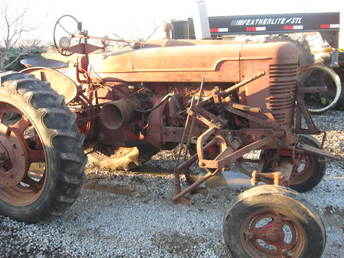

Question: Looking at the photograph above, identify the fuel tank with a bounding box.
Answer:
[88,41,298,83]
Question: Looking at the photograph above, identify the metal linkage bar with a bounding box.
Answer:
[173,80,204,195]
[296,142,344,161]
[173,137,273,201]
[172,168,220,202]
[216,137,273,169]
[189,105,226,128]
[224,106,281,129]
[295,94,321,134]
[218,72,266,98]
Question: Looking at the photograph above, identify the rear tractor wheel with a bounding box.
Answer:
[223,185,326,258]
[0,72,86,223]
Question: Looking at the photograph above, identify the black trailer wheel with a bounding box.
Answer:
[223,185,326,258]
[261,135,326,192]
[0,72,86,223]
[301,65,343,114]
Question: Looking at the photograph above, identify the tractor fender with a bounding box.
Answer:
[21,67,78,104]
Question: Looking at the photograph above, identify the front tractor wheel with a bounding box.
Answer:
[261,135,326,192]
[223,185,326,258]
[0,72,86,223]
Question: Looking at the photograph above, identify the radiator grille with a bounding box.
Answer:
[268,63,298,126]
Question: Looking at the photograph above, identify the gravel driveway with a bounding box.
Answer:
[1,111,344,257]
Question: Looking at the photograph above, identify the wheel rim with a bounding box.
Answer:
[0,103,46,206]
[303,66,341,113]
[262,150,315,187]
[240,210,306,257]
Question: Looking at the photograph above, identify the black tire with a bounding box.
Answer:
[333,66,344,109]
[223,185,326,258]
[0,72,86,223]
[261,135,326,192]
[301,65,343,114]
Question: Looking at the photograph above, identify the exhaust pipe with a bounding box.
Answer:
[100,99,136,130]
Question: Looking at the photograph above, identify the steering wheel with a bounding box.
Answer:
[53,15,83,56]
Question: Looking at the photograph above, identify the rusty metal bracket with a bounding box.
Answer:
[173,80,204,195]
[216,137,273,169]
[251,171,285,186]
[232,103,262,113]
[296,142,344,161]
[321,131,327,149]
[172,137,274,202]
[224,105,281,130]
[196,127,227,168]
[295,87,321,135]
[173,96,196,193]
[189,105,226,128]
[172,169,221,202]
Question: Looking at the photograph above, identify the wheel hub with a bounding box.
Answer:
[246,222,285,243]
[0,134,27,187]
[289,154,311,184]
[242,212,302,257]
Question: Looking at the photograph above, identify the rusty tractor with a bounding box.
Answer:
[1,14,342,257]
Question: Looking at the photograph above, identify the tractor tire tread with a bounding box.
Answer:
[0,72,86,223]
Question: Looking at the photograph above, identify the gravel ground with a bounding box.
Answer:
[1,111,344,257]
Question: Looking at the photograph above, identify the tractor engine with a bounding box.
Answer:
[76,41,299,160]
